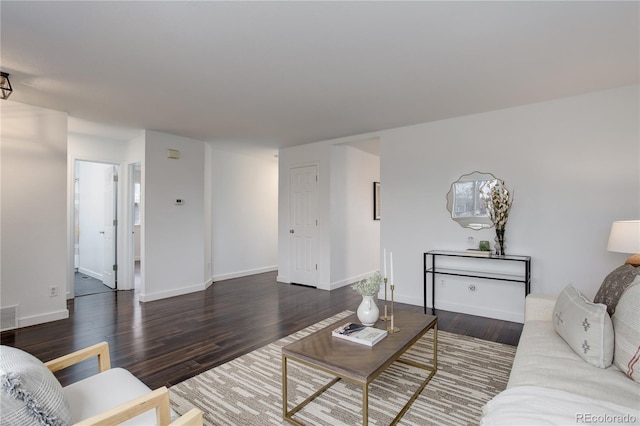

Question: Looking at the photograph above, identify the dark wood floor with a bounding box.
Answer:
[1,271,523,390]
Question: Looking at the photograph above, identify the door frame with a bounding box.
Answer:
[68,157,130,297]
[127,162,142,294]
[101,163,118,289]
[288,163,319,287]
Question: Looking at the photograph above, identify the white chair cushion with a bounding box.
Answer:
[63,367,159,425]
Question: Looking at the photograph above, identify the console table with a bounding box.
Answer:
[423,250,531,314]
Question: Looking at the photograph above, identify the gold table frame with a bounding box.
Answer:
[282,317,437,426]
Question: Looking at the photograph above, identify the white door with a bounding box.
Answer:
[289,165,318,286]
[102,165,117,289]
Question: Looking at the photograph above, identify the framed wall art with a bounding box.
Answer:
[373,182,381,220]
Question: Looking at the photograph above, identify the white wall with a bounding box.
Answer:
[278,140,381,290]
[69,128,278,296]
[382,85,639,321]
[2,104,280,327]
[68,133,135,292]
[330,144,380,288]
[1,101,69,328]
[208,144,278,281]
[279,85,639,322]
[142,130,207,301]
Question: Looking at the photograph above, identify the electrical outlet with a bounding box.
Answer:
[49,286,58,297]
[440,279,446,288]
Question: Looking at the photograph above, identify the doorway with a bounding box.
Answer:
[129,162,142,293]
[73,160,118,297]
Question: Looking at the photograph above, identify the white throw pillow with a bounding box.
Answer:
[0,345,72,426]
[553,284,614,368]
[612,279,640,383]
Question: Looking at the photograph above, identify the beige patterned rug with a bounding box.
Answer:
[169,311,516,425]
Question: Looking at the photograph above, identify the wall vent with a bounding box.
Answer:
[1,305,18,331]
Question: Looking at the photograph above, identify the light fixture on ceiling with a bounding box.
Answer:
[607,220,640,266]
[1,72,13,100]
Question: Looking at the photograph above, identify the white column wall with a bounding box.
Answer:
[141,130,206,301]
[1,101,69,328]
[330,144,380,288]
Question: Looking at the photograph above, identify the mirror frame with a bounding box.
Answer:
[446,171,497,230]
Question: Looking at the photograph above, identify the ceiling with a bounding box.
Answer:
[1,1,638,153]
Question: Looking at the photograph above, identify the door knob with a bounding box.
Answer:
[99,231,105,235]
[290,229,295,233]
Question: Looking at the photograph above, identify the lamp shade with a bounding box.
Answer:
[607,220,640,253]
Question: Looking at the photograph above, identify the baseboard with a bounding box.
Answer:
[329,270,378,291]
[77,267,102,281]
[139,282,208,302]
[435,300,524,323]
[140,267,276,301]
[376,288,524,323]
[204,277,213,289]
[19,309,69,328]
[276,274,290,284]
[213,266,277,282]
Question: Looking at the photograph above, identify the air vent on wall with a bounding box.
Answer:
[1,305,18,331]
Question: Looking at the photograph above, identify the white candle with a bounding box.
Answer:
[390,252,394,284]
[383,248,387,278]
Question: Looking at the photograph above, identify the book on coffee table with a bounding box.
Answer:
[331,322,388,346]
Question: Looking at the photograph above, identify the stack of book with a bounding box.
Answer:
[466,249,493,257]
[331,322,388,346]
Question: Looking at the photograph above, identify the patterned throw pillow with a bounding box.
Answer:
[593,264,640,316]
[612,279,640,383]
[0,345,72,426]
[553,284,614,368]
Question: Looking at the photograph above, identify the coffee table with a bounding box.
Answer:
[282,311,438,425]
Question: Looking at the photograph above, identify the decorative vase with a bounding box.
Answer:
[356,295,379,326]
[495,227,506,256]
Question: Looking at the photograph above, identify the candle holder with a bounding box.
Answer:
[380,277,390,321]
[387,284,400,333]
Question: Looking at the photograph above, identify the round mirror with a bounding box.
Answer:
[446,171,497,230]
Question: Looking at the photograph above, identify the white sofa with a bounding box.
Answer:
[481,294,640,425]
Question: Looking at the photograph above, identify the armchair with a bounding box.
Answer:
[1,342,202,425]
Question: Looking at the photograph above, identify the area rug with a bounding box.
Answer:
[169,311,516,425]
